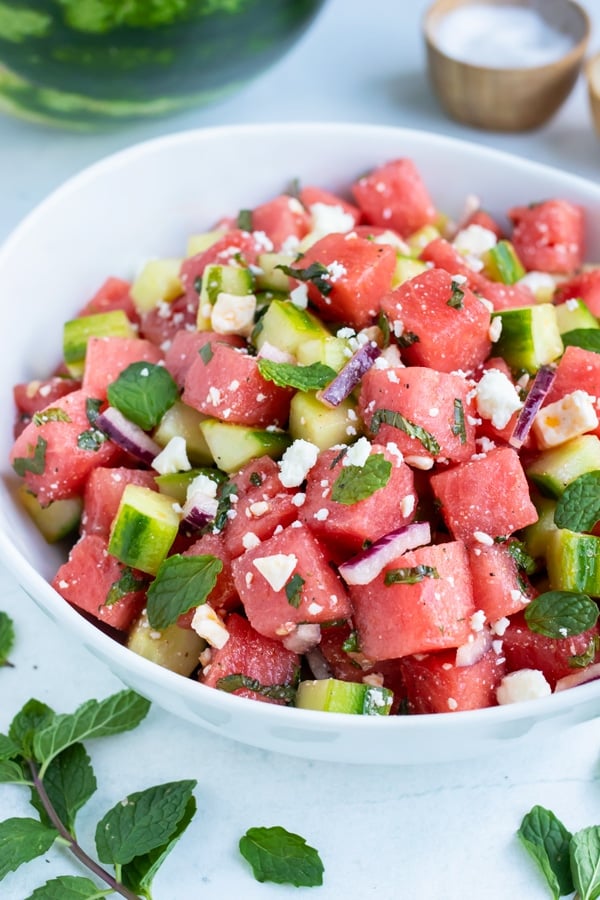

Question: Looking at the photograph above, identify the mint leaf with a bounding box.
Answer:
[285,574,305,608]
[213,481,238,532]
[0,611,15,666]
[12,436,47,477]
[370,408,440,455]
[106,362,179,431]
[216,674,297,703]
[239,825,324,887]
[571,826,600,900]
[0,733,20,760]
[276,261,333,296]
[331,453,392,504]
[384,565,439,585]
[146,553,223,630]
[451,398,466,443]
[237,208,253,231]
[505,539,537,575]
[524,591,599,639]
[121,796,196,899]
[561,329,600,354]
[447,281,465,309]
[0,817,58,879]
[257,359,337,391]
[25,875,107,899]
[76,427,108,452]
[95,780,196,866]
[570,636,600,668]
[199,342,213,364]
[9,699,56,759]
[105,567,147,607]
[32,408,71,426]
[33,691,151,773]
[518,805,573,899]
[342,630,360,653]
[0,759,28,784]
[554,471,600,532]
[30,743,96,834]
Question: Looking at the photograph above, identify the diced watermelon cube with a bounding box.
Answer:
[553,269,600,317]
[163,329,244,388]
[138,293,197,349]
[250,194,310,250]
[381,267,491,373]
[400,647,505,713]
[467,541,535,624]
[430,446,539,544]
[359,366,477,464]
[299,443,417,557]
[351,158,437,237]
[200,612,299,704]
[231,522,351,640]
[509,199,585,274]
[82,336,163,399]
[82,466,157,538]
[179,531,240,621]
[78,276,139,325]
[299,186,362,226]
[541,345,600,438]
[52,532,147,631]
[349,541,476,660]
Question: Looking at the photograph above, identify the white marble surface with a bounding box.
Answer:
[2,1,600,897]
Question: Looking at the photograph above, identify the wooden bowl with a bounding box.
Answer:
[586,51,600,137]
[423,0,590,131]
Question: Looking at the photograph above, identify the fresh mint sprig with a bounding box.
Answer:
[239,825,324,887]
[0,689,201,899]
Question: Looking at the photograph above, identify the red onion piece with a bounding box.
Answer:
[257,341,296,364]
[182,494,218,529]
[96,406,162,465]
[455,627,492,667]
[338,521,431,586]
[319,341,381,408]
[554,662,600,692]
[305,646,333,680]
[509,364,556,449]
[282,623,322,654]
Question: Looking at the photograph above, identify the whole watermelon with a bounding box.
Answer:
[0,0,326,128]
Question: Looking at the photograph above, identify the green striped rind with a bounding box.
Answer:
[108,484,179,575]
[546,529,600,597]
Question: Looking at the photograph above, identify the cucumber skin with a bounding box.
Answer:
[108,486,179,576]
[546,529,600,597]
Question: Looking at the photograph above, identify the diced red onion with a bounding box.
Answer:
[257,341,296,364]
[338,521,431,586]
[96,406,162,465]
[305,646,333,680]
[455,628,492,667]
[182,493,218,529]
[554,662,600,692]
[319,341,381,407]
[509,364,556,449]
[282,623,321,654]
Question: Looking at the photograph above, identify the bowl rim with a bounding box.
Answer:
[422,0,591,74]
[1,120,599,744]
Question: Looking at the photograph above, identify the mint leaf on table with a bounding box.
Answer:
[95,780,197,866]
[25,874,107,899]
[30,743,96,835]
[106,361,179,431]
[239,825,324,887]
[0,759,28,784]
[554,471,600,533]
[9,699,56,760]
[257,359,337,391]
[561,329,600,354]
[145,553,223,630]
[0,817,58,879]
[0,611,15,666]
[121,795,196,898]
[331,452,392,504]
[524,591,599,639]
[33,691,151,775]
[571,826,600,900]
[518,805,573,899]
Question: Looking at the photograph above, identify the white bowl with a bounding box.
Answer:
[1,122,599,765]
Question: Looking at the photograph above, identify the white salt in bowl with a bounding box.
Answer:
[423,0,590,131]
[0,122,599,765]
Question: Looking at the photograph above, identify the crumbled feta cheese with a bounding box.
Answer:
[191,604,229,649]
[289,283,309,309]
[518,271,556,302]
[453,223,498,257]
[242,532,261,550]
[400,494,416,518]
[308,202,355,238]
[496,669,552,705]
[533,390,599,449]
[447,697,459,711]
[475,367,523,429]
[211,291,256,336]
[252,553,298,592]
[278,439,319,487]
[314,508,329,521]
[151,436,191,475]
[473,531,494,546]
[491,616,510,636]
[488,317,503,343]
[343,436,371,467]
[470,610,486,632]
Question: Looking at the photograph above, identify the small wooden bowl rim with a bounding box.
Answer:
[423,0,591,76]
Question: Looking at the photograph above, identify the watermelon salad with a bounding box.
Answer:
[9,156,600,717]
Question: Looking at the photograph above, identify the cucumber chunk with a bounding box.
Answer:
[155,467,226,504]
[127,610,205,676]
[492,304,563,374]
[197,263,254,329]
[289,392,360,450]
[546,529,600,597]
[108,484,180,575]
[523,494,557,561]
[482,240,526,284]
[130,258,183,313]
[153,400,213,466]
[296,677,393,716]
[18,486,82,543]
[253,297,329,355]
[554,298,600,334]
[63,309,136,376]
[199,418,291,473]
[255,252,295,292]
[526,435,600,498]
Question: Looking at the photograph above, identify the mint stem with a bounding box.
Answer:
[28,760,140,900]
